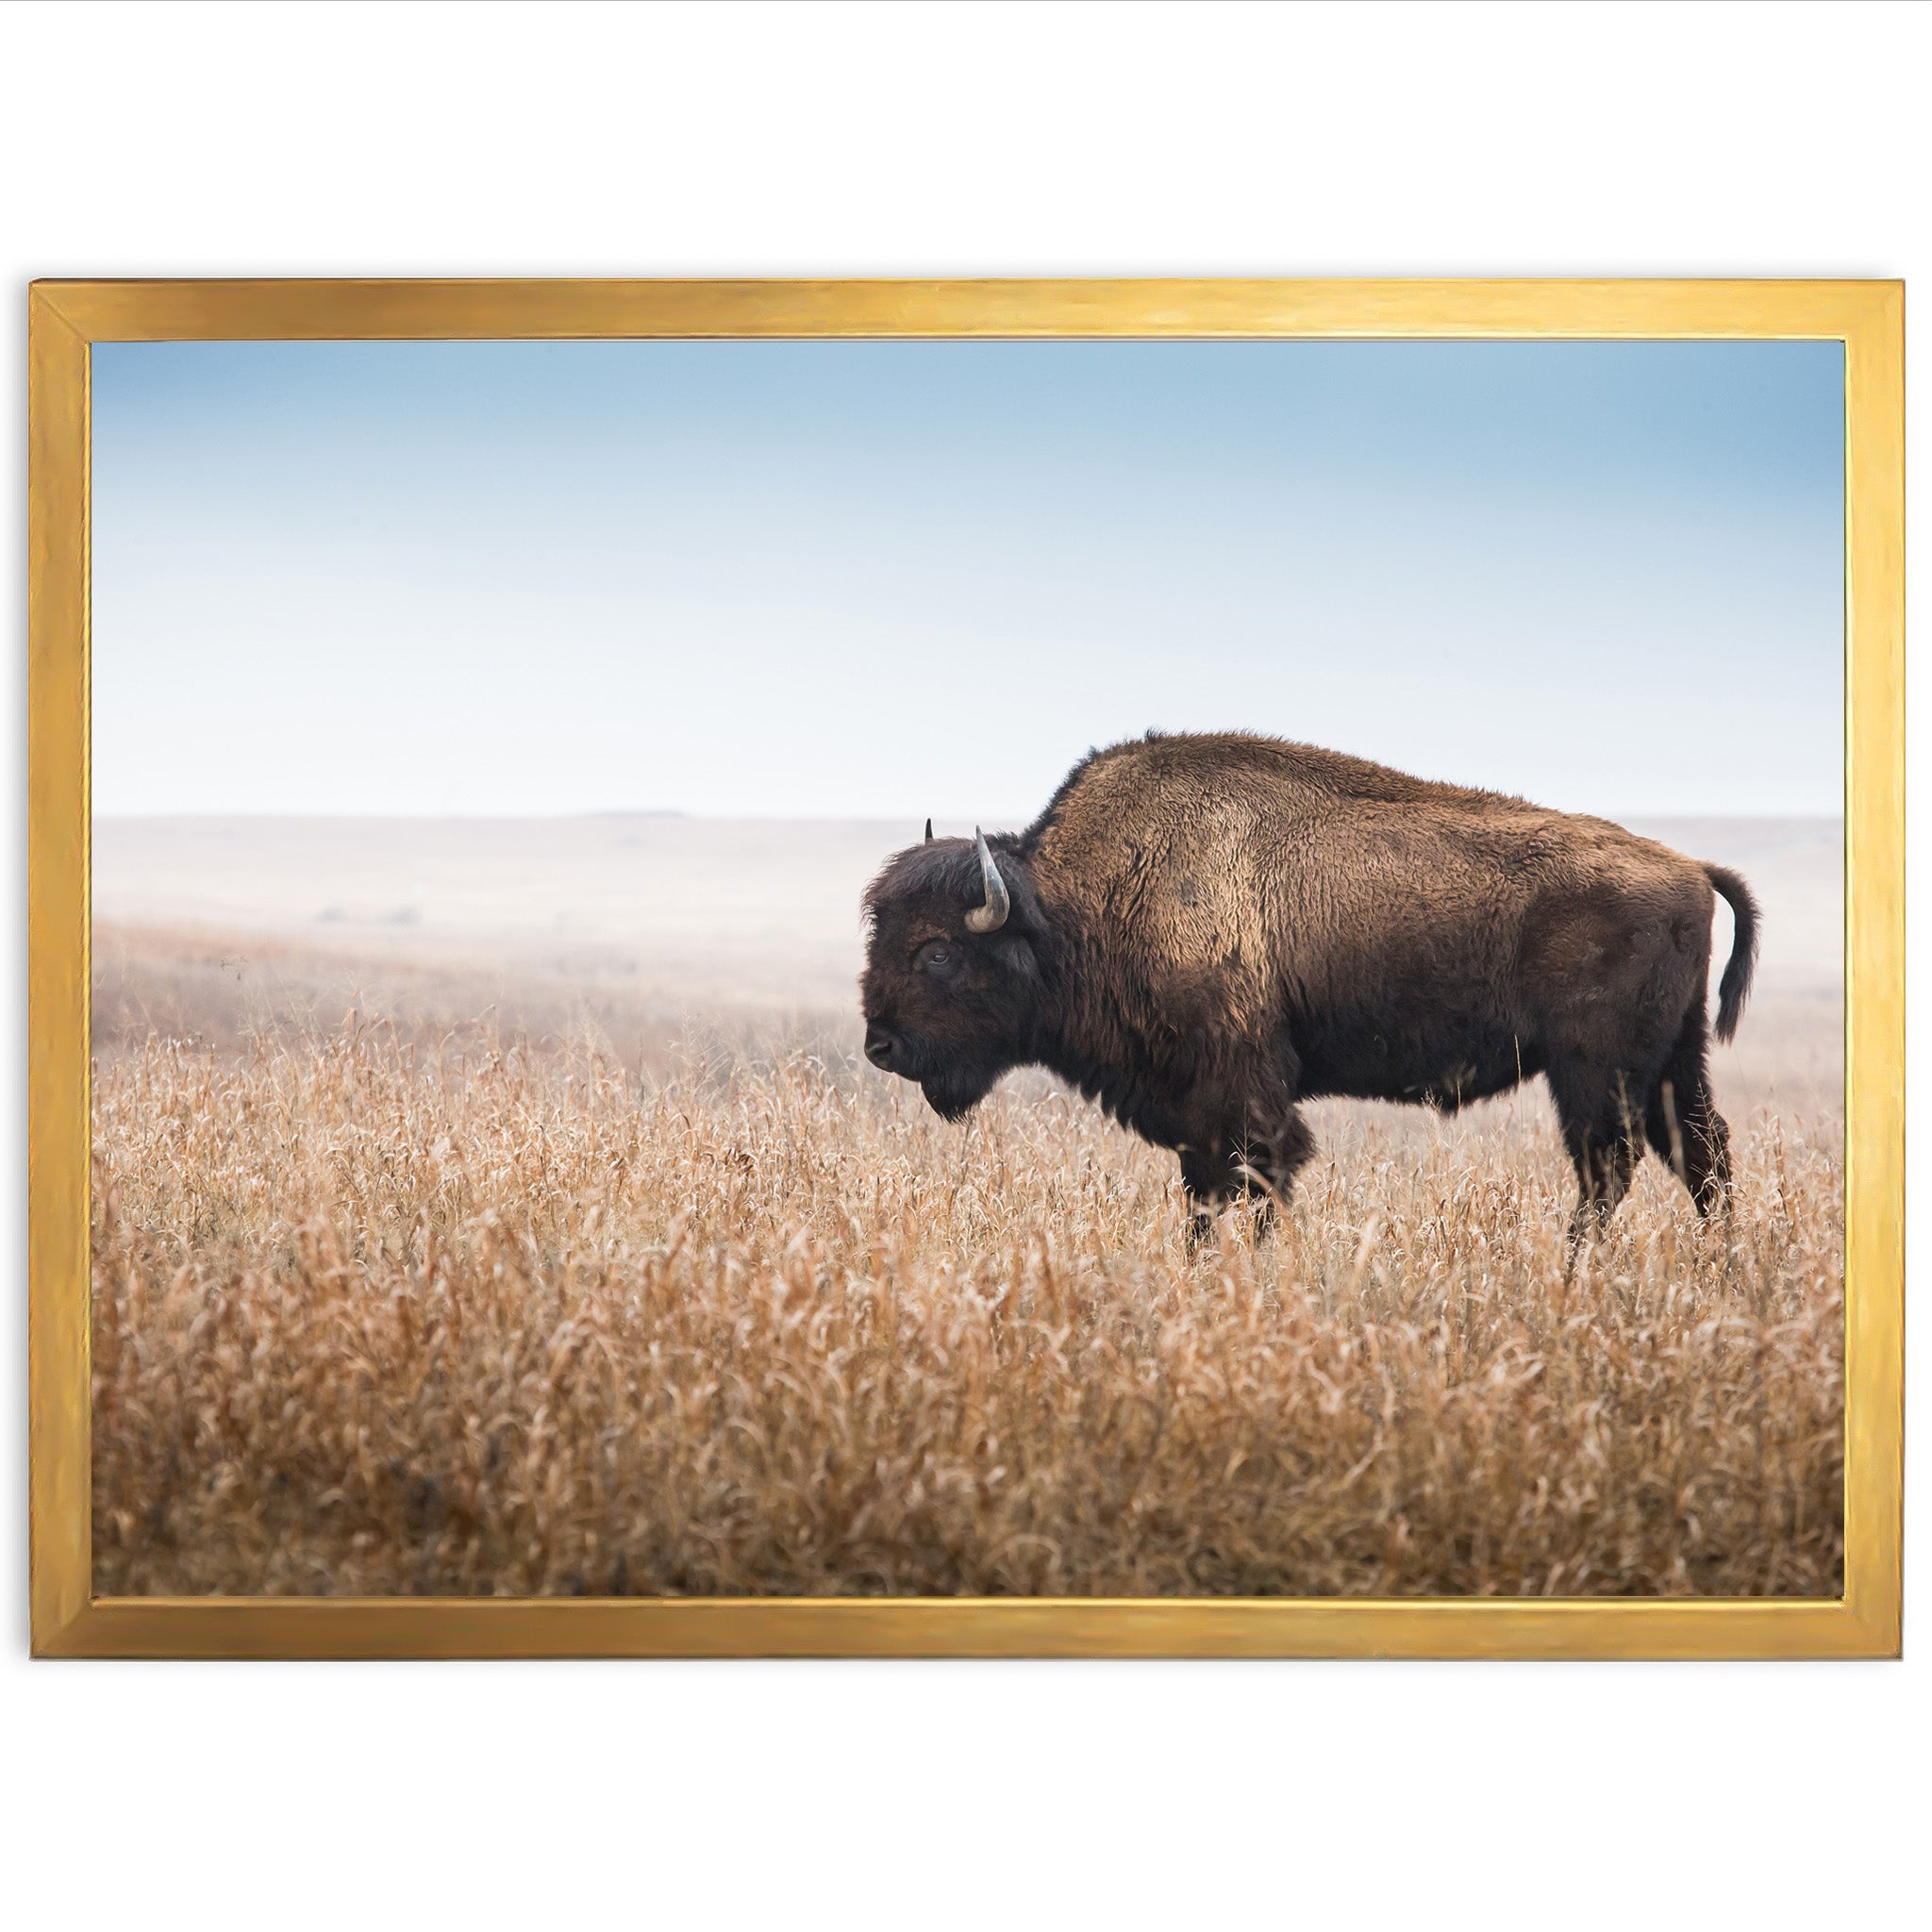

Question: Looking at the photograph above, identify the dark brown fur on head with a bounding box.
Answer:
[859,836,1048,1121]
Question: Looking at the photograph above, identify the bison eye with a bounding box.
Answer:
[914,941,957,975]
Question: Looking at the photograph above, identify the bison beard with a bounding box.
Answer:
[919,1064,1003,1123]
[859,732,1758,1248]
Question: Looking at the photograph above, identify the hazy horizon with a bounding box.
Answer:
[92,338,1843,823]
[92,810,1845,1010]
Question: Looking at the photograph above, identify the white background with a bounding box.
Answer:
[1,4,1924,1926]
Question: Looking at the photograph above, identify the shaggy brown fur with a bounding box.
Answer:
[861,731,1757,1242]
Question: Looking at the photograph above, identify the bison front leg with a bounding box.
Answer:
[1177,1104,1314,1250]
[1246,1104,1316,1207]
[1177,1140,1238,1250]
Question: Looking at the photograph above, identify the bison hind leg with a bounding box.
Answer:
[1546,1056,1649,1256]
[1641,1009,1734,1216]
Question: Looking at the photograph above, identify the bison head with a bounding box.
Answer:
[860,826,1046,1121]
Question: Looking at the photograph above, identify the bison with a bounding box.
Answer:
[859,731,1758,1246]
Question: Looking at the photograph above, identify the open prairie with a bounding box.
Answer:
[90,813,1844,1598]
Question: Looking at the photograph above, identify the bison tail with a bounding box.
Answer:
[1705,862,1759,1043]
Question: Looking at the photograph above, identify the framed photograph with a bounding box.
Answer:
[28,278,1902,1657]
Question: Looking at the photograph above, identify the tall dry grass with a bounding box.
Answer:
[92,1020,1843,1599]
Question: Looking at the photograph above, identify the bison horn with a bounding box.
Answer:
[965,827,1010,933]
[924,818,933,843]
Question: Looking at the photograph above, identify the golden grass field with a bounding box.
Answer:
[91,916,1845,1600]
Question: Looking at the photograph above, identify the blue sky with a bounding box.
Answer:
[91,338,1844,821]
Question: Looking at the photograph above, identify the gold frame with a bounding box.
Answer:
[29,278,1904,1658]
